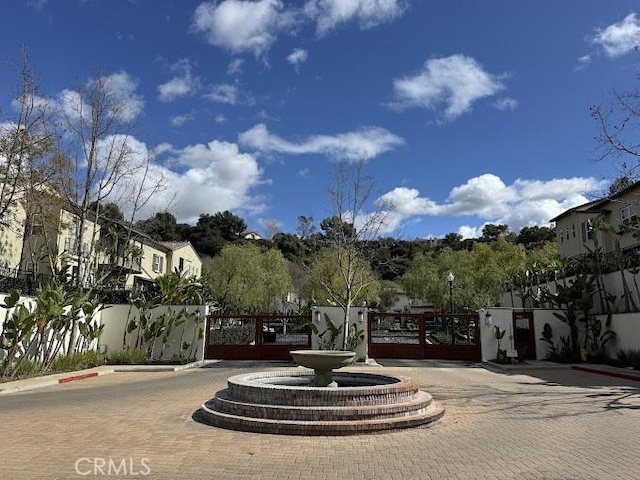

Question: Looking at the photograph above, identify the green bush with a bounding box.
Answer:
[617,349,640,369]
[51,351,103,373]
[108,348,148,364]
[13,359,41,378]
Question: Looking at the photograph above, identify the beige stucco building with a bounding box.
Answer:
[0,191,202,288]
[551,182,640,261]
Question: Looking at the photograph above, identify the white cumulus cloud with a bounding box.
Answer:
[494,97,518,111]
[192,0,407,56]
[591,13,640,58]
[192,0,296,57]
[373,174,607,236]
[287,48,308,69]
[108,137,265,223]
[238,123,405,161]
[157,59,200,102]
[93,72,144,122]
[227,58,245,75]
[205,84,238,104]
[390,54,508,121]
[305,0,407,35]
[57,71,144,124]
[170,112,195,127]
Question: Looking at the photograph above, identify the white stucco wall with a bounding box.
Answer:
[98,304,208,361]
[479,308,572,362]
[601,312,640,357]
[312,305,368,361]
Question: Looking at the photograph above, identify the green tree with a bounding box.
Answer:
[211,210,247,241]
[320,215,356,242]
[136,212,179,241]
[481,224,509,242]
[189,214,226,256]
[306,246,380,312]
[401,238,527,311]
[203,244,291,313]
[88,201,124,222]
[272,232,304,263]
[516,226,556,250]
[442,232,463,250]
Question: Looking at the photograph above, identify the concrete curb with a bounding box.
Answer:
[110,359,220,372]
[483,360,640,383]
[572,365,640,382]
[0,367,116,395]
[0,359,220,395]
[482,360,572,374]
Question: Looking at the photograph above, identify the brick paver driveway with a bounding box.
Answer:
[1,360,639,480]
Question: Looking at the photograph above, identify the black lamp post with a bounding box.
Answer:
[446,272,454,343]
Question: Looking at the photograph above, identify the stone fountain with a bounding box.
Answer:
[289,349,355,387]
[199,350,444,435]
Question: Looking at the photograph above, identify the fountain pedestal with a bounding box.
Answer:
[290,350,355,387]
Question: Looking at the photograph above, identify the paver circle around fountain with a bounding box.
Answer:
[200,368,445,435]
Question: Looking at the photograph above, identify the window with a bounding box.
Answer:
[25,261,38,273]
[565,227,570,240]
[571,224,576,238]
[152,254,164,273]
[65,237,78,254]
[30,213,44,235]
[581,220,594,242]
[179,257,184,272]
[621,205,637,225]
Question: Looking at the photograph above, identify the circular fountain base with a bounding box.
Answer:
[200,370,445,435]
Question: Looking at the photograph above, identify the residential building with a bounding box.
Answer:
[160,241,202,278]
[0,191,202,289]
[242,230,262,240]
[550,181,640,262]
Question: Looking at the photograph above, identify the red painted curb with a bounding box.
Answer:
[58,372,99,384]
[572,365,640,383]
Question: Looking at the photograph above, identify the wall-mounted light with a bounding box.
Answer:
[315,310,321,323]
[485,311,493,326]
[358,311,364,323]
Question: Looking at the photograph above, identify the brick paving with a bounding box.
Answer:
[1,360,640,479]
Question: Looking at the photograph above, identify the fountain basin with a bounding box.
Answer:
[290,350,356,370]
[199,370,445,435]
[290,350,356,387]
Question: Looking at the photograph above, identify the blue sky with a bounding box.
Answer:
[2,1,640,239]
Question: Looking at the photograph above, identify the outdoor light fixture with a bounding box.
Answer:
[358,311,364,323]
[446,272,455,314]
[447,271,455,284]
[315,310,321,323]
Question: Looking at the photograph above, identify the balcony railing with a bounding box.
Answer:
[99,255,142,273]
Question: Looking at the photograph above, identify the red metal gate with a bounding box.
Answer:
[205,314,312,360]
[368,312,481,361]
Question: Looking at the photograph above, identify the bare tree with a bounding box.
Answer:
[310,161,389,350]
[58,72,165,287]
[591,71,640,167]
[0,50,64,272]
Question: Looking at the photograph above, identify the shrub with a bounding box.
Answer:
[51,351,103,373]
[617,349,640,370]
[108,348,147,364]
[13,360,40,378]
